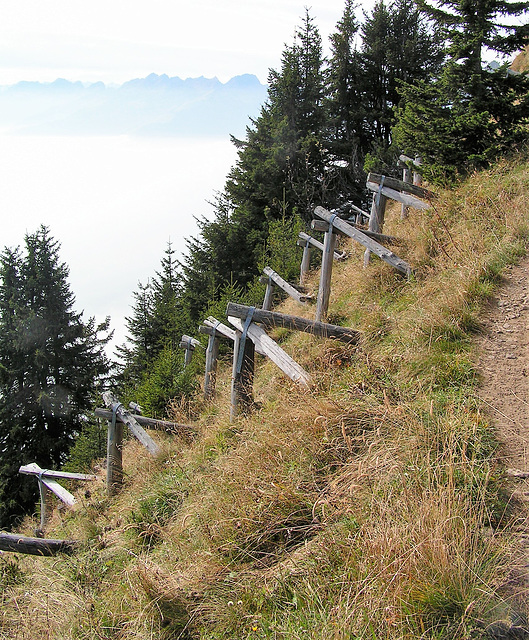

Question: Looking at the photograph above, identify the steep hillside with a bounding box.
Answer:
[2,154,529,639]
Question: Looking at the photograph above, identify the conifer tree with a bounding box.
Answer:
[394,0,529,181]
[0,227,110,528]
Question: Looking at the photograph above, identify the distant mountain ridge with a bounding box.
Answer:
[0,73,268,137]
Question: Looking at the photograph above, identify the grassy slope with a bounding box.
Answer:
[2,155,529,639]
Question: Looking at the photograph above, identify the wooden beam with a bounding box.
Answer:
[367,172,434,201]
[19,463,77,508]
[95,409,194,434]
[314,207,412,276]
[311,220,400,246]
[228,315,311,388]
[263,266,313,304]
[103,392,161,456]
[203,316,237,342]
[298,232,346,260]
[0,532,78,556]
[19,463,95,482]
[366,182,430,211]
[202,316,266,356]
[226,303,360,344]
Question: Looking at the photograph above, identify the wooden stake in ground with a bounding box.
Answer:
[230,323,256,420]
[315,222,338,322]
[102,392,161,495]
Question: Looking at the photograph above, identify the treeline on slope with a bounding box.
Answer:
[116,0,528,417]
[0,226,112,529]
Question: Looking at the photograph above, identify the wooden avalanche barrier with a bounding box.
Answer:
[226,303,360,344]
[19,463,96,533]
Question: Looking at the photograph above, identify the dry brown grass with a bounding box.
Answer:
[1,156,529,639]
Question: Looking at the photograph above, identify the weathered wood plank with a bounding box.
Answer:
[228,316,311,388]
[19,463,95,482]
[298,232,346,260]
[0,532,78,556]
[366,181,431,211]
[367,172,435,201]
[263,266,313,304]
[102,392,161,456]
[314,206,412,276]
[202,316,266,356]
[311,220,400,246]
[19,463,79,506]
[95,409,194,434]
[203,316,237,342]
[226,303,360,344]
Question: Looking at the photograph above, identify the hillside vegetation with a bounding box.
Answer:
[1,153,529,639]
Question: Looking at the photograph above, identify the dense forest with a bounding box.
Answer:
[0,0,527,529]
[115,0,528,416]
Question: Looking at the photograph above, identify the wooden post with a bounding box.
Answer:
[204,329,220,400]
[413,156,422,186]
[261,275,274,311]
[315,224,337,322]
[401,165,412,220]
[230,329,255,421]
[37,478,47,534]
[180,335,200,368]
[106,409,123,496]
[363,186,388,268]
[298,238,311,286]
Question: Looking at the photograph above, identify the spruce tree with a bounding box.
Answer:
[394,0,529,181]
[0,227,110,528]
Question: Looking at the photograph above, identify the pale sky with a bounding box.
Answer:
[0,0,368,357]
[0,0,357,86]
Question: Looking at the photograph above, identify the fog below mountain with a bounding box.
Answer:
[0,134,238,354]
[0,74,267,138]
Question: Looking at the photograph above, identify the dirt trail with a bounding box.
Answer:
[475,257,529,632]
[476,258,529,473]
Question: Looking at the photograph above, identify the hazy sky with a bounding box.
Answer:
[0,0,366,357]
[0,0,357,85]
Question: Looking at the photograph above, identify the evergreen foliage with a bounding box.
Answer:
[0,226,111,528]
[394,0,529,181]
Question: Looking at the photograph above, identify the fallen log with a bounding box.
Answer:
[226,303,360,344]
[0,532,78,556]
